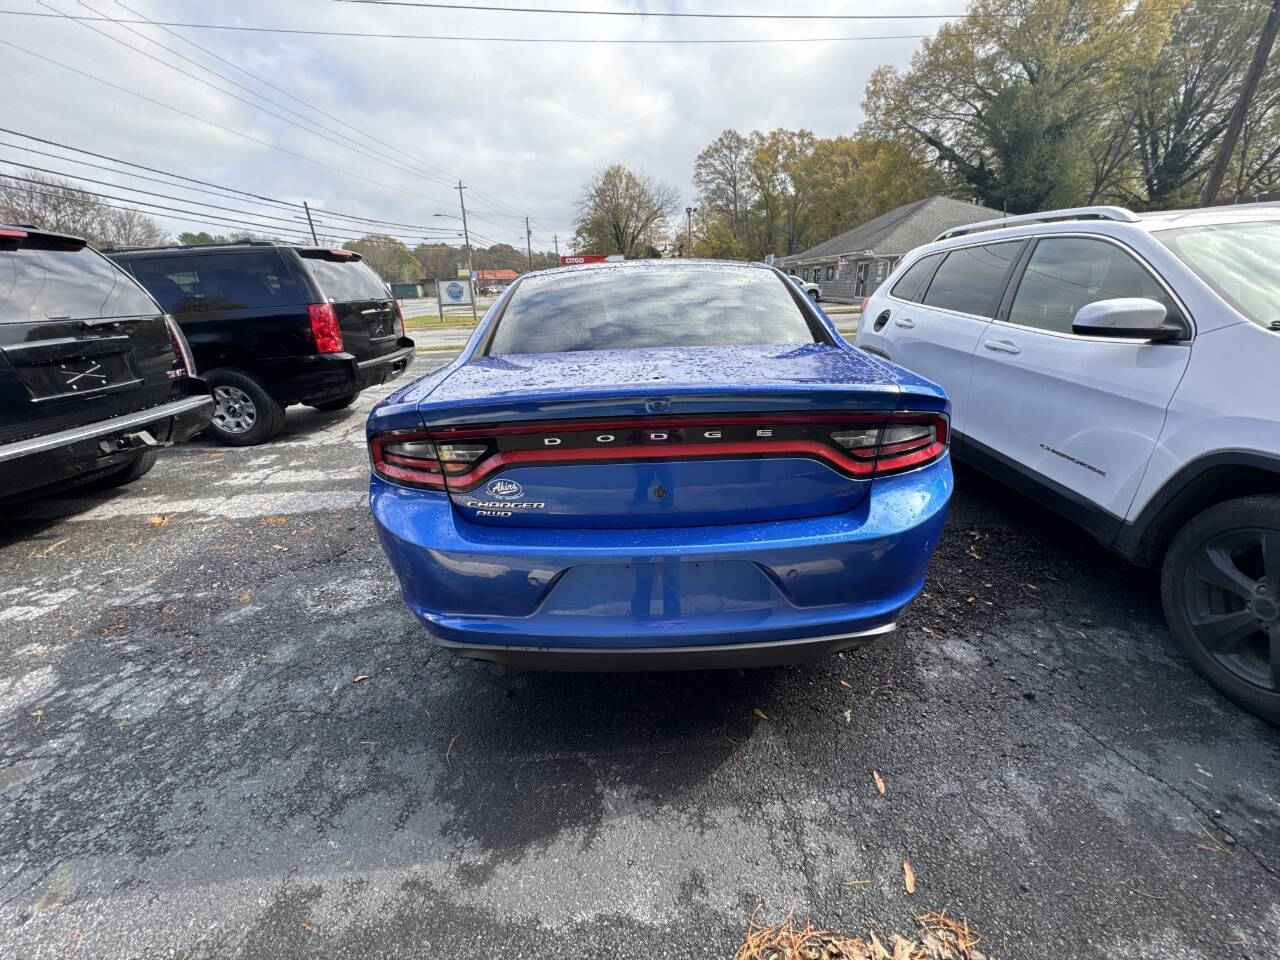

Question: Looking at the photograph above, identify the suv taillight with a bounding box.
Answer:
[164,315,195,378]
[393,299,406,338]
[308,303,344,354]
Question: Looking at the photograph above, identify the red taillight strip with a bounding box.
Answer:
[441,439,878,490]
[369,413,949,491]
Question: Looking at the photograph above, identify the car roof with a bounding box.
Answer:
[926,202,1280,249]
[519,258,776,282]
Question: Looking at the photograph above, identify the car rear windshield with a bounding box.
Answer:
[302,255,391,303]
[124,250,303,313]
[1,242,158,323]
[1157,221,1280,329]
[485,265,823,356]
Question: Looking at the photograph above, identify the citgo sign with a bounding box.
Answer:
[559,254,609,266]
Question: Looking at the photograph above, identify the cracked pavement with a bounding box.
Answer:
[1,357,1277,959]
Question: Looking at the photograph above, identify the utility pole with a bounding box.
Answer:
[1201,0,1280,206]
[684,206,695,257]
[553,234,559,258]
[302,201,318,245]
[457,180,478,323]
[525,216,533,271]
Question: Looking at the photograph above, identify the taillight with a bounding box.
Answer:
[393,299,406,338]
[859,296,869,312]
[832,414,948,476]
[308,303,344,353]
[164,314,195,378]
[370,431,492,490]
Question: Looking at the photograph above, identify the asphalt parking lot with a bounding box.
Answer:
[2,356,1277,959]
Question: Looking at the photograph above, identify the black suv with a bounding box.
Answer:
[0,225,213,501]
[108,242,415,445]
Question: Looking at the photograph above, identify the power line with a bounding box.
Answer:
[52,0,461,194]
[0,157,464,240]
[0,38,471,210]
[0,130,471,232]
[14,7,548,227]
[0,10,930,42]
[333,0,974,18]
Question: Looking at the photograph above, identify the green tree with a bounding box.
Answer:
[573,164,679,258]
[347,233,419,283]
[862,0,1177,214]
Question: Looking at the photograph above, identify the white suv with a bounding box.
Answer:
[856,204,1280,723]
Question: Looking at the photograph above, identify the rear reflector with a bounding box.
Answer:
[370,412,948,492]
[308,303,344,354]
[859,297,869,312]
[393,299,406,338]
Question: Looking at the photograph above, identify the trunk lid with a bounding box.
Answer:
[0,230,186,446]
[298,250,402,361]
[415,344,912,528]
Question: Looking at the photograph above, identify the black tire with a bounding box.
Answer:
[1160,495,1280,724]
[93,449,158,489]
[203,368,285,447]
[807,289,820,302]
[309,392,359,412]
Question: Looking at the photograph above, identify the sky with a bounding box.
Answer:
[1,0,961,252]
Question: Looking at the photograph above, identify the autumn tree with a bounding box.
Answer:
[574,164,679,258]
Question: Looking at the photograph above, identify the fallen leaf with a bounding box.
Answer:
[903,859,916,894]
[300,921,312,933]
[353,675,369,683]
[146,515,170,527]
[261,515,287,525]
[28,538,69,559]
[873,770,886,795]
[965,595,975,604]
[238,590,252,602]
[842,709,852,723]
[839,679,853,690]
[271,544,288,551]
[753,707,769,720]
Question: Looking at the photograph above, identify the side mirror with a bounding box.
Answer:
[1072,298,1179,340]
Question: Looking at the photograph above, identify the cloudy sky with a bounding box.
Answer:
[2,0,960,251]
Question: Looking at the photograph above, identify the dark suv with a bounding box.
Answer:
[0,225,212,501]
[108,242,415,445]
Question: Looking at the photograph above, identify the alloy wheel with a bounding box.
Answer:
[1182,526,1280,692]
[212,384,258,435]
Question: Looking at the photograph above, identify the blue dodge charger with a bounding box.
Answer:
[368,261,952,669]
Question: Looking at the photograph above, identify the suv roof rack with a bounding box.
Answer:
[934,205,1141,242]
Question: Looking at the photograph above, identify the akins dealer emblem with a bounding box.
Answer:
[485,478,524,500]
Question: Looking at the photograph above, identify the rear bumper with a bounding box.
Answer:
[0,388,213,499]
[370,457,952,664]
[262,340,415,405]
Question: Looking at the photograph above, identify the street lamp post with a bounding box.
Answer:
[684,206,697,257]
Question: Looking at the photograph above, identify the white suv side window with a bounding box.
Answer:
[1008,237,1179,335]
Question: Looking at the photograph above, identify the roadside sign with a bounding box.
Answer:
[436,277,473,306]
[457,267,470,278]
[560,254,609,266]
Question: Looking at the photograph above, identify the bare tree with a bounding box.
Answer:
[573,164,679,258]
[693,130,754,238]
[0,172,167,247]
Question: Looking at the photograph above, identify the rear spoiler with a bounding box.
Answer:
[298,247,364,263]
[0,225,88,250]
